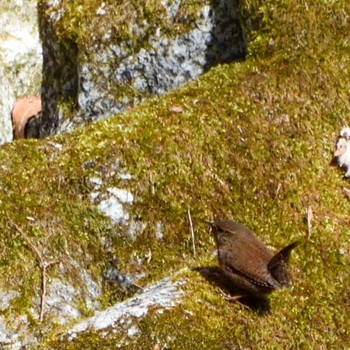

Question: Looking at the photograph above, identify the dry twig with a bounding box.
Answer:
[342,187,350,200]
[7,215,59,322]
[306,207,314,239]
[187,207,196,258]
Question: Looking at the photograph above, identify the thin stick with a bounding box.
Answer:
[342,187,350,200]
[187,207,196,258]
[40,265,47,322]
[7,215,58,322]
[306,207,314,239]
[8,216,42,262]
[39,260,59,321]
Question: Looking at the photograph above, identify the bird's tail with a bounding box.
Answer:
[268,241,300,287]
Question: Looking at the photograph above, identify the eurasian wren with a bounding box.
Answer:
[209,220,299,298]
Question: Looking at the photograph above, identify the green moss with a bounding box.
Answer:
[43,0,204,50]
[2,0,350,348]
[240,0,349,60]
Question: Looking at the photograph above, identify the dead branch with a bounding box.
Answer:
[187,207,196,258]
[306,207,314,239]
[342,187,350,200]
[7,215,59,322]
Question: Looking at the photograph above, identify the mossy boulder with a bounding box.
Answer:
[31,0,245,137]
[1,0,350,349]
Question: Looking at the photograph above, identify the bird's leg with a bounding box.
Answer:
[219,288,246,302]
[219,289,252,309]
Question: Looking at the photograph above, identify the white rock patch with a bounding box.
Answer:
[68,278,184,339]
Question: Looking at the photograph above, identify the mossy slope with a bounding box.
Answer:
[1,0,350,348]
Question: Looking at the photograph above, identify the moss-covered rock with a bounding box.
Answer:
[1,0,350,348]
[32,0,245,137]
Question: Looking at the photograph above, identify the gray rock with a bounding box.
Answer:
[98,197,129,224]
[0,290,19,311]
[0,0,42,144]
[29,0,245,137]
[67,278,184,340]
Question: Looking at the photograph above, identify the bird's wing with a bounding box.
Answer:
[219,247,280,289]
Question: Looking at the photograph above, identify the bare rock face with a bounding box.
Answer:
[0,70,15,145]
[0,0,42,144]
[66,278,185,346]
[28,0,245,137]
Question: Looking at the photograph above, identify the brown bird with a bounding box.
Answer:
[208,220,299,299]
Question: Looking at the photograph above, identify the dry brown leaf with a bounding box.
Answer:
[169,106,183,113]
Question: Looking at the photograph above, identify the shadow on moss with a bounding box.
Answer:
[192,266,271,313]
